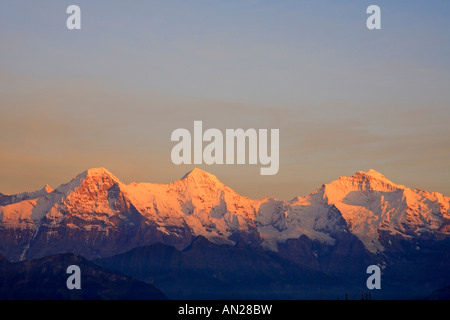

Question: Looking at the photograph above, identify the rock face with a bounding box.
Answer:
[0,167,449,297]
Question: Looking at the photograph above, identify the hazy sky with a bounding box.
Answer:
[1,1,449,200]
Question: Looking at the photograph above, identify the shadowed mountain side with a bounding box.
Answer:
[425,286,450,300]
[276,232,377,280]
[0,253,167,300]
[95,236,347,300]
[378,235,450,299]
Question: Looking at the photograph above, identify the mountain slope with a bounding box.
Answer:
[123,168,260,246]
[318,170,450,252]
[255,169,449,253]
[95,236,344,300]
[0,184,53,207]
[0,253,167,300]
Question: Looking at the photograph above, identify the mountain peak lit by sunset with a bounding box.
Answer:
[1,167,448,257]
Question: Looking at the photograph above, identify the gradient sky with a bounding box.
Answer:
[1,1,449,200]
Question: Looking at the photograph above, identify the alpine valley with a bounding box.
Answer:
[0,168,449,300]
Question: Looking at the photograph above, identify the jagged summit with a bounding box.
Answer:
[173,168,230,196]
[43,184,53,194]
[0,184,53,198]
[0,183,54,207]
[181,168,222,183]
[83,167,120,181]
[352,169,401,187]
[355,169,388,179]
[320,169,405,204]
[54,167,121,195]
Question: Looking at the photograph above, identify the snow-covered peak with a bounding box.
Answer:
[84,167,120,181]
[54,167,121,196]
[180,168,222,185]
[354,169,402,187]
[321,169,404,204]
[170,168,232,198]
[299,169,450,253]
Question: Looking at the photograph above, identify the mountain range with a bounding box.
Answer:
[0,168,449,299]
